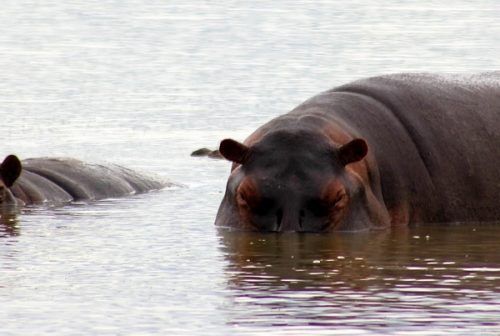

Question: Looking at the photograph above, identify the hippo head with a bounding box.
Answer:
[216,130,390,232]
[0,155,22,206]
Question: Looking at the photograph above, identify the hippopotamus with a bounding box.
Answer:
[215,72,500,232]
[190,148,222,159]
[0,155,168,207]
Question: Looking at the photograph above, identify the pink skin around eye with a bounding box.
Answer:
[320,180,349,230]
[236,177,261,230]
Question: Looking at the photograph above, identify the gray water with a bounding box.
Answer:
[1,1,500,335]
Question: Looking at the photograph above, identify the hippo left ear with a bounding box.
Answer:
[219,139,250,164]
[0,155,22,187]
[337,138,368,166]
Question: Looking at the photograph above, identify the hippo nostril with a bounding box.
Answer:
[276,208,283,230]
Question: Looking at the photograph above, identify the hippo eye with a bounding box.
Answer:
[306,198,329,217]
[252,197,275,216]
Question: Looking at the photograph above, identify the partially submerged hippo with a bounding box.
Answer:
[0,155,168,207]
[216,72,500,232]
[190,148,222,159]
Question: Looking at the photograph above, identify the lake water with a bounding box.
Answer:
[1,1,500,335]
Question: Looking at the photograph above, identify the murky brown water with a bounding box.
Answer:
[1,0,500,335]
[219,224,500,334]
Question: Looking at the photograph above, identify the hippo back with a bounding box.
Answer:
[301,72,500,222]
[10,158,167,205]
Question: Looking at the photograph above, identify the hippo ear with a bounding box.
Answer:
[0,155,22,187]
[337,138,368,166]
[219,139,250,164]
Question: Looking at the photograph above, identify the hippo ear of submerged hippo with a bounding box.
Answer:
[337,138,368,166]
[0,155,22,187]
[219,137,368,167]
[219,139,250,164]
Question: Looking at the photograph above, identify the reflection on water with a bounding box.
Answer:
[218,224,500,332]
[0,209,20,238]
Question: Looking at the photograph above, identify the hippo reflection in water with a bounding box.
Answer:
[0,155,168,207]
[216,73,500,232]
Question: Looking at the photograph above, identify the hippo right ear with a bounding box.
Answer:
[337,138,368,166]
[0,155,22,187]
[219,139,250,164]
